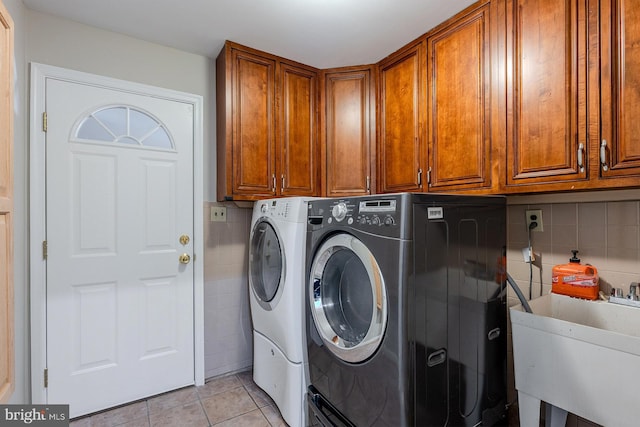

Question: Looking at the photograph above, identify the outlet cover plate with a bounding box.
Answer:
[525,209,543,232]
[210,206,227,222]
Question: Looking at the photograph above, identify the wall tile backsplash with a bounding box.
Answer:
[203,202,253,379]
[507,200,640,306]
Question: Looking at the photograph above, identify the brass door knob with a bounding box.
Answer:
[179,234,190,245]
[179,253,191,264]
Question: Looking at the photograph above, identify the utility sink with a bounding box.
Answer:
[510,293,640,427]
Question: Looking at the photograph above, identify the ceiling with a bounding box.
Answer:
[22,0,476,69]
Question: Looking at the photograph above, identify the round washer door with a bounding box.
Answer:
[249,219,285,310]
[309,233,387,363]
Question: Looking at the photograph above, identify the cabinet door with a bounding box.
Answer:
[378,44,425,193]
[231,48,277,198]
[427,4,492,191]
[598,0,640,180]
[506,0,588,188]
[279,63,319,196]
[324,68,374,197]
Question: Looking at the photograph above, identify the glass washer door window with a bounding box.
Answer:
[250,220,284,306]
[309,233,387,364]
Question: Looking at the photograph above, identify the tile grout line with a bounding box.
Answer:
[243,383,273,424]
[195,396,213,427]
[198,374,253,427]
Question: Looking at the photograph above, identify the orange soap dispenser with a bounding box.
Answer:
[552,250,599,300]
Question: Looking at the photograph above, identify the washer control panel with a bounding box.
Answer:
[258,199,292,219]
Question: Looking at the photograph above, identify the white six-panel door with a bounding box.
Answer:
[45,77,195,417]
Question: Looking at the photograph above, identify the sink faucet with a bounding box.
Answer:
[609,283,640,308]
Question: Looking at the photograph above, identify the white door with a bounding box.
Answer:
[45,78,195,417]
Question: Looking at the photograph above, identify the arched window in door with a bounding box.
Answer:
[74,105,174,150]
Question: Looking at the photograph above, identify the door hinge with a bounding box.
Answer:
[43,112,48,132]
[44,369,48,388]
[42,240,48,260]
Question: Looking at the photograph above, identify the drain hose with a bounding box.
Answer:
[506,272,533,313]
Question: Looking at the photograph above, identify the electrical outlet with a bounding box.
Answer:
[210,206,227,222]
[525,209,543,232]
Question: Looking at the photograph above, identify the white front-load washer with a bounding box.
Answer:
[249,197,316,427]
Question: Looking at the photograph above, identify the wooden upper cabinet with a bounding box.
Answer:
[279,62,319,197]
[598,0,640,181]
[505,0,589,189]
[323,67,375,197]
[216,41,319,201]
[378,43,425,193]
[427,2,493,191]
[217,43,276,200]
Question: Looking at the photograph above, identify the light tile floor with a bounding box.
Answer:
[69,370,288,427]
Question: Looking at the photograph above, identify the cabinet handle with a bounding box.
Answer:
[272,174,276,193]
[417,168,423,187]
[600,140,609,172]
[577,143,585,173]
[281,174,285,191]
[366,176,371,193]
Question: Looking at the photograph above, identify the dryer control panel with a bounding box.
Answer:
[325,198,400,228]
[307,194,410,240]
[357,199,397,227]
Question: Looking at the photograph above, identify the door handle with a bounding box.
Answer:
[179,253,191,264]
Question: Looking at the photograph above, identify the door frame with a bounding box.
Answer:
[28,62,205,404]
